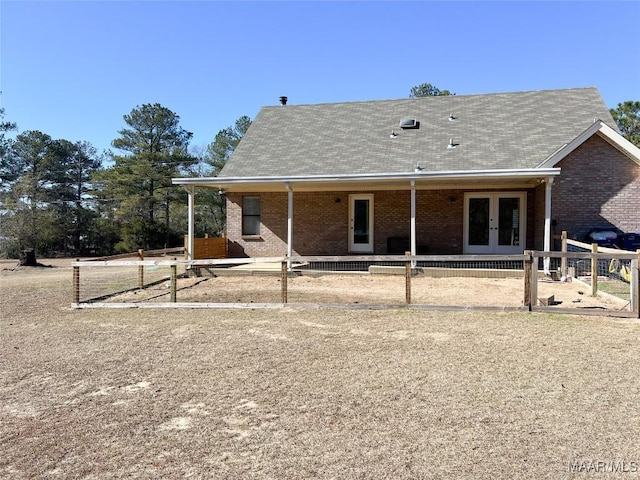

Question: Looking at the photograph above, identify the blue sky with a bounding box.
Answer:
[2,1,639,157]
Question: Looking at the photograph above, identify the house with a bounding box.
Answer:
[173,88,640,262]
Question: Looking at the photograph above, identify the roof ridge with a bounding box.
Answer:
[221,86,613,178]
[260,87,601,109]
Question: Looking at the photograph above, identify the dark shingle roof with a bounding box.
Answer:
[219,88,616,177]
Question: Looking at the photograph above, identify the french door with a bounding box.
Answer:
[464,192,526,254]
[349,194,374,253]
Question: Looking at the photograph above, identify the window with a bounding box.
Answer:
[242,196,261,236]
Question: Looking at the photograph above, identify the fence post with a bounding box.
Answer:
[561,231,568,278]
[591,243,598,296]
[170,257,177,302]
[281,259,288,304]
[523,251,532,310]
[405,251,412,305]
[138,249,144,289]
[73,259,80,304]
[531,251,539,308]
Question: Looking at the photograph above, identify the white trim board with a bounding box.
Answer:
[538,121,640,168]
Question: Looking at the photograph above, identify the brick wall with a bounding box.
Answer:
[227,192,289,257]
[228,190,472,257]
[552,135,640,240]
[415,190,464,254]
[532,184,545,251]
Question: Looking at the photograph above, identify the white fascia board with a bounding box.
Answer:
[538,121,640,168]
[172,168,561,189]
[597,122,640,164]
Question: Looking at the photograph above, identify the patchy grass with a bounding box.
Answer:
[1,260,639,479]
[596,278,632,301]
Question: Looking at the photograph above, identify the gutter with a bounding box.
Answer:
[172,168,561,187]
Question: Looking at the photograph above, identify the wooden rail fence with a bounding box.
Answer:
[71,249,640,317]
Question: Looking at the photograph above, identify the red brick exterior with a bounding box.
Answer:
[532,183,546,251]
[228,189,534,257]
[552,135,640,241]
[224,135,640,257]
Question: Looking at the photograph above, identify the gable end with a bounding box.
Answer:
[539,121,640,169]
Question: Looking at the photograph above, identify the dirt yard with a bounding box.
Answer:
[77,261,629,312]
[159,273,627,310]
[1,259,639,479]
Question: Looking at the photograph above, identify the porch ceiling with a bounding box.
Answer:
[173,168,560,192]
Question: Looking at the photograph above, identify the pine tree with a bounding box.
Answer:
[96,103,195,251]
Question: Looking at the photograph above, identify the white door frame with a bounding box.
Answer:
[463,192,526,254]
[349,194,374,253]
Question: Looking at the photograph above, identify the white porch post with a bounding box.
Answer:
[286,183,293,267]
[187,185,195,261]
[543,177,554,274]
[410,180,416,267]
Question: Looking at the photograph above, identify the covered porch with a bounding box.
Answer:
[173,168,561,271]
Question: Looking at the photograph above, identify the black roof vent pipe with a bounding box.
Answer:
[279,96,288,105]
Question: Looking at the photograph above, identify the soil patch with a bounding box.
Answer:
[104,271,626,311]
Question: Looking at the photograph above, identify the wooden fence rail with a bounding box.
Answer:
[71,249,640,317]
[84,246,185,262]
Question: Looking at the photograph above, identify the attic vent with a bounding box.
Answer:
[399,119,419,129]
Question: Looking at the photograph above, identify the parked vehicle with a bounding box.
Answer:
[618,232,640,251]
[582,228,640,250]
[582,228,622,248]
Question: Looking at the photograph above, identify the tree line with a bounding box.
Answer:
[1,85,638,262]
[0,101,250,261]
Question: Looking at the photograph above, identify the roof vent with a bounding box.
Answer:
[279,96,288,105]
[399,119,419,129]
[389,130,398,138]
[447,138,458,149]
[448,113,457,121]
